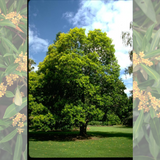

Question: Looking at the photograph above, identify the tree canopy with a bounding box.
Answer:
[29,27,130,136]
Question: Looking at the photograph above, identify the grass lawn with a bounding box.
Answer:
[29,125,132,158]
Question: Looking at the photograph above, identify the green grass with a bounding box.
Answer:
[29,125,132,158]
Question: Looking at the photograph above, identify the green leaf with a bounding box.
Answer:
[5,63,19,76]
[133,111,139,117]
[133,36,139,54]
[144,113,150,123]
[0,55,3,63]
[0,64,7,68]
[0,128,17,143]
[0,119,11,126]
[150,28,160,52]
[150,107,156,119]
[5,91,14,98]
[140,68,148,80]
[13,134,22,160]
[0,0,7,15]
[138,79,155,90]
[21,71,27,77]
[150,117,160,148]
[23,40,27,54]
[0,20,16,28]
[8,1,17,13]
[133,138,139,148]
[132,22,139,27]
[23,144,27,160]
[150,90,160,99]
[142,36,147,52]
[1,37,18,53]
[136,127,144,143]
[133,64,141,72]
[3,103,15,119]
[0,14,5,19]
[144,49,160,58]
[142,124,150,143]
[12,70,23,77]
[0,120,12,131]
[135,0,157,23]
[133,30,142,48]
[3,53,15,57]
[133,109,144,139]
[3,97,27,119]
[16,0,24,12]
[133,98,139,109]
[19,24,27,35]
[21,18,27,24]
[133,156,155,160]
[18,43,24,53]
[19,7,27,15]
[145,23,155,43]
[0,142,12,155]
[140,64,160,87]
[145,42,151,53]
[149,130,159,160]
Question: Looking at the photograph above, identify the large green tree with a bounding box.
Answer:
[46,31,62,56]
[121,22,133,126]
[34,27,127,136]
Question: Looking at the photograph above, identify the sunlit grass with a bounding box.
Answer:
[29,125,132,158]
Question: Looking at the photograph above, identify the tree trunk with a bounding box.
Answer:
[79,120,89,137]
[80,123,87,137]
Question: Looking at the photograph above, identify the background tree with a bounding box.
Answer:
[29,58,36,72]
[122,22,133,76]
[121,22,133,126]
[33,27,128,136]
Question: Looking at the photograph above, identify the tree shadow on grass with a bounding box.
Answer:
[114,126,133,129]
[29,130,132,142]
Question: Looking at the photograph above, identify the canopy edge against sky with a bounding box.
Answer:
[29,0,132,96]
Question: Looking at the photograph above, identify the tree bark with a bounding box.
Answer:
[80,123,87,137]
[79,120,89,137]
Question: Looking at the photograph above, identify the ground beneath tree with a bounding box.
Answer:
[29,131,101,141]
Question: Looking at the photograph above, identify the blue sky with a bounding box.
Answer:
[29,0,132,96]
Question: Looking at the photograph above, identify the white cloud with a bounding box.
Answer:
[29,26,49,54]
[32,65,39,72]
[124,86,133,97]
[63,0,133,93]
[63,25,67,28]
[63,12,74,18]
[33,13,37,17]
[115,51,132,70]
[121,74,132,80]
[64,0,132,57]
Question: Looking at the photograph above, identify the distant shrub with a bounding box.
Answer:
[107,113,121,125]
[31,113,55,131]
[107,121,112,126]
[90,112,122,126]
[102,121,108,126]
[88,121,102,126]
[123,111,133,127]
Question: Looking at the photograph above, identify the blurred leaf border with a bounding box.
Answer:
[0,0,27,160]
[133,0,160,159]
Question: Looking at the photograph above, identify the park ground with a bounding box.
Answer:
[29,125,132,158]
